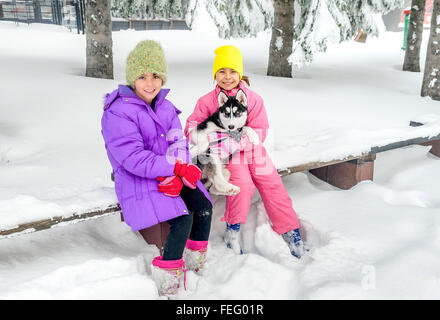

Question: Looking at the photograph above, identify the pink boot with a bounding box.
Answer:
[184,239,208,273]
[151,256,186,296]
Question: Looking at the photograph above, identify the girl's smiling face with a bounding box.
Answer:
[215,68,240,91]
[134,73,163,105]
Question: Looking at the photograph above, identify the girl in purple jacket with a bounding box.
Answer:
[101,40,212,297]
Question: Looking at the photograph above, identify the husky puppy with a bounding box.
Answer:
[190,89,260,195]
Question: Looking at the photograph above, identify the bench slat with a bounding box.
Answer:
[0,204,121,239]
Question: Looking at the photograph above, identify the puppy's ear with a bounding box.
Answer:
[236,89,247,106]
[218,91,229,107]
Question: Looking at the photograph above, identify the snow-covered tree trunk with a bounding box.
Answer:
[85,0,114,79]
[267,0,295,77]
[421,0,440,100]
[403,0,426,72]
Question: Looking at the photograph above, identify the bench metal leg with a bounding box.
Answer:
[120,212,170,255]
[309,154,376,190]
[421,139,440,157]
[138,223,170,256]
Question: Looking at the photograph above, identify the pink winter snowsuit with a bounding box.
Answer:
[184,82,300,234]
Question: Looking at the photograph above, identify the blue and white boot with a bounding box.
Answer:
[223,223,243,255]
[282,228,306,259]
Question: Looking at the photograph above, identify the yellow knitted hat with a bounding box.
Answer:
[213,45,243,80]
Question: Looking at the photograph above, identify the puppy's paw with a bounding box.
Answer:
[208,184,223,195]
[212,182,240,196]
[226,185,241,196]
[243,126,260,145]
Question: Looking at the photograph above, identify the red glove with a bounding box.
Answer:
[157,176,183,197]
[174,159,202,189]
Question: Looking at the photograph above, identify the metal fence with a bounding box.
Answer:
[112,19,189,31]
[0,0,85,33]
[0,0,190,33]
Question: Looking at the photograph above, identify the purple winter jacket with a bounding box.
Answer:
[101,85,211,231]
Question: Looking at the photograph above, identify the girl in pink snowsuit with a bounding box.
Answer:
[185,45,306,258]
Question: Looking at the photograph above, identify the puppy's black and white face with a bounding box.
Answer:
[217,89,248,132]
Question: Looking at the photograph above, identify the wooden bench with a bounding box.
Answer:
[283,121,440,190]
[1,123,439,253]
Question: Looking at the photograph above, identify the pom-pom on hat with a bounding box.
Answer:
[126,40,167,88]
[213,45,243,80]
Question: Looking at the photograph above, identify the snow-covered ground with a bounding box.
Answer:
[0,21,439,299]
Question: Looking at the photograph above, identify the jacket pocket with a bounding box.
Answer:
[113,168,124,200]
[134,176,143,200]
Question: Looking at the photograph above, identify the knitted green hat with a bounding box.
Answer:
[126,40,167,88]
